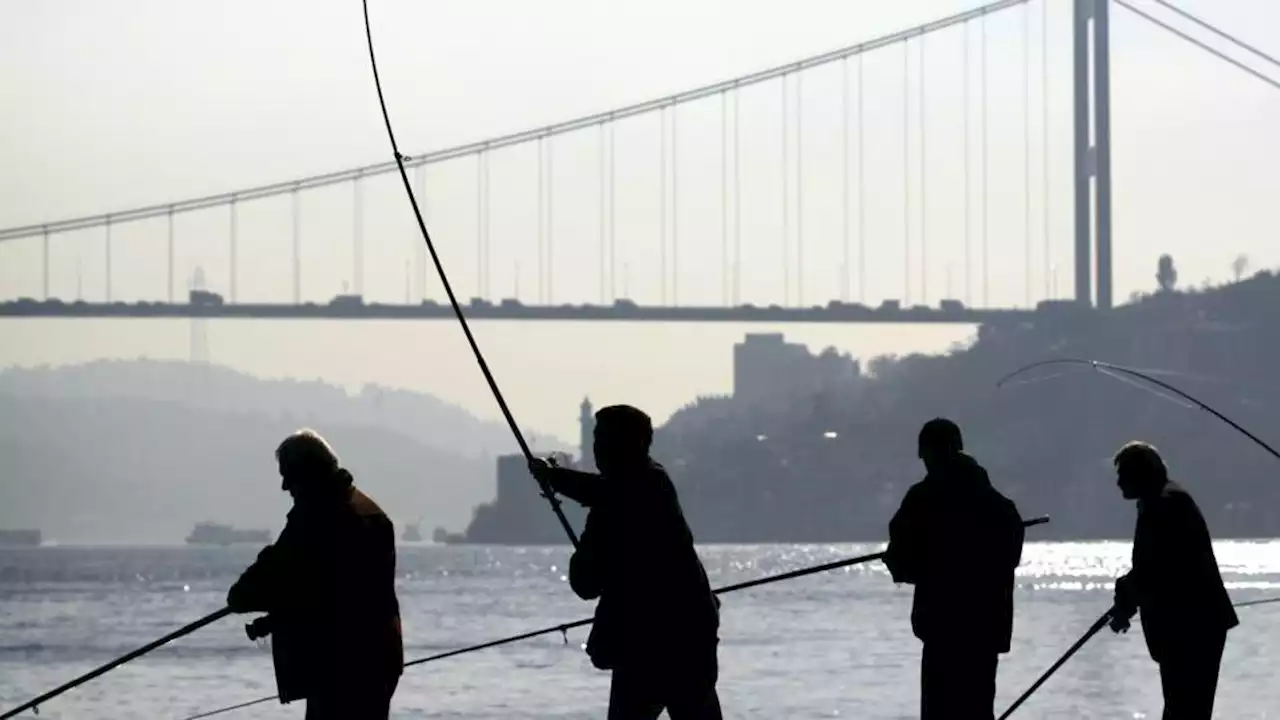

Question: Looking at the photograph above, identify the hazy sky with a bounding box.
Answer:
[1,0,1277,440]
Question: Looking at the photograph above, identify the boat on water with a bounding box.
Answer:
[401,522,423,543]
[0,529,41,546]
[185,522,270,546]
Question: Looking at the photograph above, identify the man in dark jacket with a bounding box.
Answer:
[1108,441,1238,720]
[227,429,404,720]
[530,404,722,720]
[884,418,1025,720]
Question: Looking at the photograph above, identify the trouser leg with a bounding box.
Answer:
[304,675,398,720]
[921,643,998,720]
[608,667,664,720]
[1160,634,1226,720]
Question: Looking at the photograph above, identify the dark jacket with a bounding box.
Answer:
[885,453,1024,653]
[1118,480,1238,663]
[227,473,403,703]
[551,461,719,670]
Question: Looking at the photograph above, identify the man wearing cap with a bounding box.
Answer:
[884,417,1025,720]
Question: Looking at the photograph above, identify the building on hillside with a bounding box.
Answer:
[453,399,594,544]
[732,333,860,408]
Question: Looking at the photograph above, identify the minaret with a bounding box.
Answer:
[579,397,595,471]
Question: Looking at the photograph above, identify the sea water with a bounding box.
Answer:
[2,541,1278,719]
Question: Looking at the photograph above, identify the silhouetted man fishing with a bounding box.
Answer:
[1107,441,1238,720]
[227,429,404,720]
[884,418,1025,720]
[530,404,722,720]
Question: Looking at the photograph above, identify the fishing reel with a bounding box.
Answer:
[245,615,274,642]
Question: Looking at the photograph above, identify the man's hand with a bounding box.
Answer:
[1109,573,1138,634]
[1108,610,1133,634]
[528,457,556,485]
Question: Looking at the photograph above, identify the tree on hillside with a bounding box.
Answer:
[1156,254,1178,292]
[1232,254,1251,282]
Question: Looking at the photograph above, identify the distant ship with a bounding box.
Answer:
[185,522,270,546]
[432,527,466,545]
[0,529,41,547]
[401,522,422,543]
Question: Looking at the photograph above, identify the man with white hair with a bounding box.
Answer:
[227,429,404,720]
[1108,440,1238,720]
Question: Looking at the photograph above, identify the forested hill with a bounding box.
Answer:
[0,361,568,544]
[655,271,1280,542]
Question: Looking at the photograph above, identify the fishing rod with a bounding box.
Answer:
[360,0,578,547]
[0,606,233,720]
[997,607,1113,720]
[997,357,1280,462]
[998,593,1280,719]
[175,516,1052,720]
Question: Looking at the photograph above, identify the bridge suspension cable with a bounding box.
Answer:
[1149,0,1280,71]
[0,0,1031,244]
[1113,0,1280,92]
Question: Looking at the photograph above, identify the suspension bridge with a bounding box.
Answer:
[1,0,1276,326]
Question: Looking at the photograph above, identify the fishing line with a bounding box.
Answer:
[1093,365,1196,410]
[174,517,1052,720]
[0,607,233,720]
[999,593,1280,718]
[997,358,1280,462]
[360,0,578,546]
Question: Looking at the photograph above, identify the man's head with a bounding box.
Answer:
[276,429,342,501]
[917,417,963,473]
[1113,440,1168,500]
[592,404,653,475]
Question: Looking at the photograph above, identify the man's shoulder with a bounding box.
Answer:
[1155,481,1205,521]
[350,487,393,524]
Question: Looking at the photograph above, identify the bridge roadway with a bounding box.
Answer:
[0,298,1054,324]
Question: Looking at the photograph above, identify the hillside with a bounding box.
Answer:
[0,361,571,544]
[0,359,543,459]
[653,271,1280,541]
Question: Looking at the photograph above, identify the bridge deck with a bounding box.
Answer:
[0,299,1051,324]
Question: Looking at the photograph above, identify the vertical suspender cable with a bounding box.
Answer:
[609,122,617,302]
[476,154,484,298]
[721,92,729,306]
[781,74,790,306]
[537,137,544,304]
[672,104,679,306]
[734,89,742,305]
[1024,3,1033,308]
[981,10,990,308]
[842,58,850,303]
[903,40,911,305]
[920,33,928,305]
[547,138,555,304]
[1042,0,1051,300]
[660,106,667,305]
[599,123,606,305]
[964,20,972,306]
[857,53,866,305]
[797,71,804,308]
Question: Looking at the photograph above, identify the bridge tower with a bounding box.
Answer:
[1074,0,1113,309]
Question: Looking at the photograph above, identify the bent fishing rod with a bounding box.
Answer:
[997,357,1280,462]
[175,516,1052,720]
[361,0,578,547]
[998,593,1280,719]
